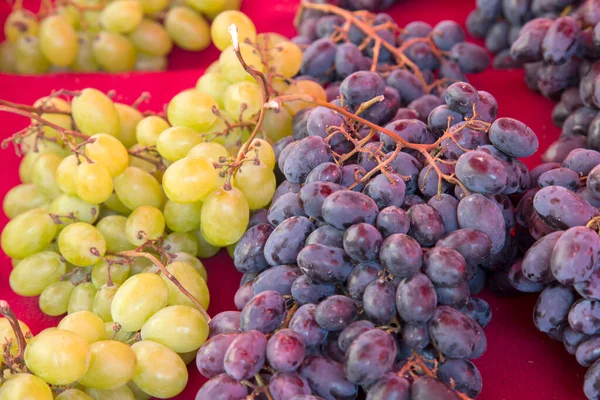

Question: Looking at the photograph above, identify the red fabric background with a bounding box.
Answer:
[0,0,588,399]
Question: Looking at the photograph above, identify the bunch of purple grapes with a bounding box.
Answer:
[193,73,542,399]
[308,0,403,12]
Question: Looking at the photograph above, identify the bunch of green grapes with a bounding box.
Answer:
[0,0,246,74]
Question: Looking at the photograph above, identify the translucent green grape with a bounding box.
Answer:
[219,43,265,83]
[114,167,165,210]
[201,187,249,247]
[125,205,165,245]
[56,388,93,400]
[72,32,99,72]
[39,15,78,66]
[79,340,137,389]
[0,319,31,364]
[163,200,202,232]
[192,226,221,258]
[115,103,143,148]
[14,34,49,74]
[136,115,170,147]
[84,386,135,400]
[138,0,168,14]
[268,40,303,78]
[4,9,39,43]
[1,208,56,259]
[171,252,207,281]
[39,281,75,316]
[49,194,100,227]
[141,305,208,353]
[58,310,106,344]
[33,96,72,144]
[162,260,209,310]
[10,251,66,296]
[128,19,173,56]
[195,72,230,108]
[56,4,81,29]
[262,106,293,143]
[0,41,17,73]
[126,381,151,400]
[92,32,136,72]
[93,284,119,322]
[0,373,52,400]
[167,90,218,132]
[134,53,167,71]
[164,7,210,51]
[2,183,49,219]
[234,162,276,210]
[85,133,129,177]
[163,231,198,255]
[156,126,204,162]
[68,282,98,314]
[224,81,262,119]
[162,156,217,203]
[100,0,144,34]
[96,216,135,252]
[91,258,130,288]
[72,88,120,137]
[103,193,132,215]
[131,340,188,398]
[210,10,256,51]
[58,222,106,266]
[31,152,63,198]
[283,79,328,116]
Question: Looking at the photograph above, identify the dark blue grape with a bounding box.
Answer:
[253,265,302,296]
[485,21,510,54]
[325,82,341,103]
[564,326,589,355]
[427,194,459,234]
[363,280,396,325]
[404,41,439,71]
[357,142,384,173]
[450,42,491,73]
[534,284,576,332]
[343,223,382,262]
[418,161,455,197]
[436,282,470,308]
[402,21,432,39]
[376,206,409,237]
[459,297,492,328]
[344,329,397,386]
[570,299,600,335]
[347,261,383,300]
[445,82,480,114]
[423,247,468,287]
[429,306,487,359]
[396,273,437,323]
[322,330,345,363]
[542,135,588,163]
[534,186,599,230]
[291,275,336,305]
[477,0,502,18]
[209,311,241,337]
[291,36,312,46]
[585,359,600,400]
[485,194,516,230]
[576,336,600,367]
[267,329,306,372]
[269,372,312,400]
[411,376,462,400]
[503,0,536,24]
[367,29,395,64]
[264,216,315,266]
[305,225,344,248]
[335,43,367,79]
[468,267,488,294]
[234,224,274,274]
[386,69,424,104]
[315,15,343,39]
[297,18,318,41]
[366,373,410,400]
[427,105,464,137]
[510,19,553,63]
[315,295,357,331]
[542,16,580,65]
[489,117,539,158]
[457,194,506,254]
[432,20,466,51]
[437,359,483,399]
[551,226,600,285]
[290,304,328,347]
[339,71,386,107]
[196,373,249,399]
[283,136,331,183]
[278,141,298,172]
[386,152,422,194]
[290,396,326,400]
[508,259,546,293]
[522,230,563,283]
[235,282,254,310]
[579,187,600,208]
[523,61,543,92]
[436,228,493,270]
[402,323,429,349]
[466,9,494,39]
[196,333,238,378]
[240,291,286,333]
[297,244,354,284]
[338,320,375,352]
[408,95,444,123]
[224,330,267,380]
[306,107,345,144]
[379,233,423,278]
[588,164,600,199]
[339,164,366,191]
[531,163,561,185]
[392,108,420,121]
[440,123,490,160]
[381,119,429,150]
[439,60,468,82]
[407,204,445,247]
[305,162,342,185]
[362,174,406,209]
[298,182,344,220]
[576,267,600,300]
[321,190,379,229]
[538,167,580,190]
[299,356,358,400]
[272,180,301,203]
[268,192,306,227]
[301,38,337,80]
[456,150,508,194]
[292,109,312,140]
[561,107,597,137]
[562,149,600,176]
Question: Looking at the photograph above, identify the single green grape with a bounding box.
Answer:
[138,0,168,14]
[234,162,276,210]
[187,141,229,162]
[126,381,151,400]
[201,187,249,247]
[92,31,136,72]
[131,340,188,398]
[267,40,303,78]
[136,115,170,147]
[163,231,198,255]
[171,252,207,281]
[1,208,56,259]
[219,43,265,83]
[195,72,230,109]
[58,310,106,344]
[39,15,78,67]
[114,167,165,210]
[49,194,100,227]
[24,328,91,385]
[14,34,49,74]
[141,305,208,353]
[103,193,132,215]
[85,133,129,177]
[96,216,135,252]
[255,32,287,48]
[33,96,72,144]
[111,272,169,332]
[56,388,93,400]
[135,53,167,71]
[206,60,220,73]
[224,81,262,119]
[31,151,63,199]
[162,260,209,310]
[125,205,165,246]
[93,284,119,322]
[210,10,256,51]
[84,385,135,400]
[204,0,241,19]
[58,222,106,266]
[191,227,221,258]
[56,4,81,29]
[2,183,49,219]
[226,241,237,258]
[68,282,98,314]
[100,0,143,34]
[0,40,17,73]
[72,88,120,137]
[39,281,75,316]
[128,19,173,56]
[91,258,130,288]
[162,156,217,203]
[4,9,39,43]
[0,319,31,364]
[178,350,197,365]
[79,340,137,389]
[128,256,154,276]
[54,154,78,195]
[72,31,99,72]
[156,126,203,162]
[163,200,202,232]
[0,373,52,400]
[262,106,293,143]
[82,10,102,32]
[284,79,327,115]
[115,103,143,149]
[185,0,226,15]
[167,90,218,132]
[164,7,210,51]
[10,251,66,296]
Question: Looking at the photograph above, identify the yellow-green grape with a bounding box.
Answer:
[141,305,208,353]
[255,32,287,48]
[32,96,72,144]
[111,273,169,332]
[163,200,202,232]
[68,282,98,314]
[167,90,218,132]
[206,60,220,73]
[84,386,135,400]
[226,242,236,258]
[162,156,217,203]
[91,258,130,288]
[82,11,102,32]
[55,154,78,195]
[131,340,188,398]
[0,41,17,73]
[162,260,209,310]
[134,53,167,71]
[85,134,129,177]
[204,0,241,19]
[172,252,207,281]
[100,0,143,34]
[126,381,151,400]
[57,4,81,29]
[268,40,303,78]
[192,226,221,258]
[103,193,132,215]
[239,138,276,170]
[164,231,198,255]
[114,167,165,209]
[136,115,170,147]
[9,251,66,296]
[0,373,52,400]
[31,152,63,198]
[138,0,168,14]
[74,162,114,204]
[49,194,100,227]
[125,205,165,246]
[178,350,197,365]
[58,310,106,344]
[196,72,230,109]
[39,281,75,316]
[2,184,49,219]
[234,162,276,210]
[262,106,293,143]
[24,328,91,385]
[0,319,31,363]
[284,80,328,115]
[72,32,99,72]
[115,103,143,148]
[219,43,265,83]
[14,35,49,74]
[79,340,137,389]
[1,208,56,259]
[56,388,93,400]
[92,32,136,72]
[201,187,249,247]
[128,256,154,276]
[185,0,226,15]
[58,222,106,266]
[39,15,78,67]
[187,142,229,162]
[210,10,256,51]
[96,216,135,252]
[128,19,172,56]
[164,7,210,51]
[72,88,120,137]
[224,81,262,119]
[93,284,119,321]
[4,9,38,43]
[156,126,203,162]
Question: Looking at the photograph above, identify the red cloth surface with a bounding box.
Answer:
[0,0,588,399]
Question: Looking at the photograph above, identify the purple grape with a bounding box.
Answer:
[379,233,423,278]
[300,38,337,80]
[417,161,455,197]
[386,69,424,104]
[196,333,238,379]
[562,149,600,175]
[457,194,506,254]
[305,225,344,248]
[426,194,459,234]
[588,164,600,199]
[576,268,600,300]
[264,216,315,266]
[460,297,492,328]
[561,107,597,137]
[456,150,509,194]
[305,162,342,185]
[423,247,468,287]
[508,259,546,293]
[543,135,588,163]
[510,19,553,62]
[223,330,267,380]
[569,299,600,335]
[338,320,375,352]
[542,16,580,65]
[253,265,302,296]
[363,280,397,324]
[335,43,366,79]
[468,267,488,294]
[440,123,491,160]
[437,359,483,398]
[291,275,336,305]
[315,295,358,331]
[534,284,576,333]
[488,117,539,158]
[411,376,462,400]
[344,329,397,385]
[445,82,480,114]
[432,20,466,51]
[266,329,306,372]
[290,304,328,347]
[306,107,345,143]
[283,136,331,183]
[339,71,386,107]
[534,186,599,230]
[402,323,430,349]
[538,167,580,190]
[300,356,358,400]
[321,190,379,230]
[563,326,589,354]
[268,192,307,227]
[427,105,464,136]
[436,228,493,271]
[362,174,406,209]
[293,109,312,140]
[436,282,471,308]
[396,273,437,323]
[297,244,354,284]
[521,230,564,283]
[408,95,445,123]
[450,42,491,73]
[485,21,510,54]
[376,206,410,237]
[195,373,249,400]
[269,372,312,400]
[343,223,382,262]
[407,204,445,247]
[240,290,286,333]
[209,311,241,336]
[347,261,383,300]
[299,181,345,220]
[366,372,410,400]
[339,164,367,191]
[386,152,422,194]
[235,282,254,310]
[428,306,487,359]
[272,180,301,204]
[248,209,270,228]
[233,224,274,274]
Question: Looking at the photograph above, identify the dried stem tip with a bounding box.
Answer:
[228,23,240,50]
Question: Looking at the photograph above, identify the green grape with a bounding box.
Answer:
[187,141,229,161]
[58,310,106,344]
[49,194,100,227]
[128,19,173,56]
[171,252,207,281]
[283,80,327,116]
[234,162,276,209]
[103,193,132,215]
[39,281,75,316]
[82,11,102,32]
[10,251,66,296]
[125,205,165,245]
[255,32,287,48]
[213,130,250,156]
[219,43,265,83]
[206,60,220,73]
[210,10,256,51]
[56,388,93,400]
[0,41,17,73]
[205,0,241,19]
[134,53,167,71]
[31,152,63,198]
[1,208,56,259]
[195,72,230,108]
[91,258,130,288]
[4,9,39,43]
[162,260,209,310]
[268,40,303,78]
[185,0,226,15]
[178,350,197,365]
[33,96,72,144]
[111,272,169,332]
[104,322,133,342]
[14,35,49,74]
[156,126,203,162]
[0,319,31,363]
[115,103,143,149]
[163,200,202,232]
[79,340,137,389]
[167,90,218,132]
[164,7,210,51]
[92,32,136,72]
[262,106,293,143]
[84,386,134,400]
[131,340,188,398]
[58,222,106,266]
[96,216,135,252]
[114,167,165,210]
[163,231,198,255]
[136,115,170,147]
[57,4,81,29]
[72,88,120,137]
[224,81,262,119]
[100,0,143,33]
[72,32,99,72]
[126,381,151,400]
[54,154,78,195]
[39,15,78,67]
[138,0,168,14]
[226,241,236,258]
[0,373,52,400]
[93,284,119,321]
[2,183,49,219]
[191,227,220,258]
[24,328,91,385]
[128,256,154,275]
[141,305,208,353]
[162,156,216,203]
[68,282,98,314]
[201,187,249,246]
[85,134,129,177]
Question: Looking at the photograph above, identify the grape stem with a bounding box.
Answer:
[253,373,274,400]
[0,300,28,372]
